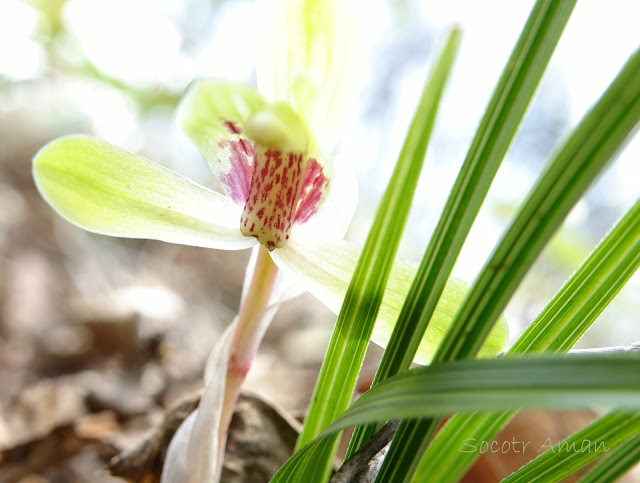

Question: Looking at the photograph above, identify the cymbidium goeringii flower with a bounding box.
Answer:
[32,0,507,367]
[32,0,507,479]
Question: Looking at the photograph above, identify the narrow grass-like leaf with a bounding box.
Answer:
[347,0,577,457]
[272,355,640,481]
[380,43,640,482]
[502,411,640,483]
[579,428,640,483]
[333,356,640,427]
[511,213,640,355]
[415,196,640,482]
[271,28,461,482]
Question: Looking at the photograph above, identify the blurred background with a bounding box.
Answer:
[1,0,639,481]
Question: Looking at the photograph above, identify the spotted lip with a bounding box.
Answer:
[240,146,307,250]
[217,119,329,250]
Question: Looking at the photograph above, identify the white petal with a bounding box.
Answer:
[272,237,508,364]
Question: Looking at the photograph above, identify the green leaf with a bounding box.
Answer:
[272,27,462,482]
[416,195,640,482]
[272,355,640,481]
[382,38,640,482]
[347,0,578,461]
[436,32,639,351]
[579,425,640,483]
[502,411,640,483]
[32,135,255,250]
[337,356,640,427]
[511,201,640,354]
[273,237,507,364]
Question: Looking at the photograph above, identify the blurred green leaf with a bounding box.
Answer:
[579,426,640,483]
[415,195,640,482]
[502,411,640,483]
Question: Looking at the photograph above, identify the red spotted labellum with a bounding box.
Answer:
[216,102,328,250]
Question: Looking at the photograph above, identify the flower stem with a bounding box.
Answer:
[219,246,279,439]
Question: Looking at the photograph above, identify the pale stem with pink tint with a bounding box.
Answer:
[219,245,279,441]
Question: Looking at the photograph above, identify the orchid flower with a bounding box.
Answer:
[32,0,508,481]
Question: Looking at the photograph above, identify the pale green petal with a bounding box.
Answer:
[256,0,360,149]
[272,237,508,364]
[178,79,266,203]
[33,135,256,250]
